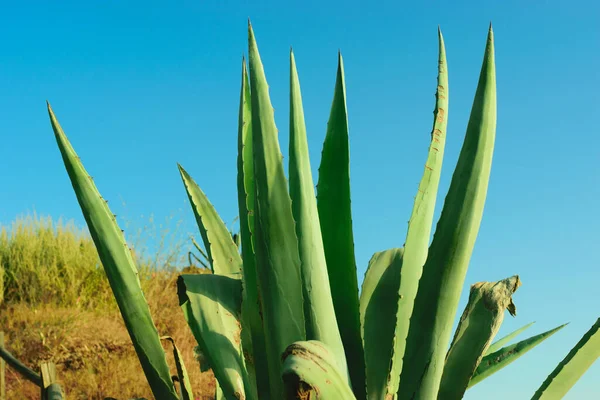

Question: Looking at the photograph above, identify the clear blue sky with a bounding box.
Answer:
[1,1,598,398]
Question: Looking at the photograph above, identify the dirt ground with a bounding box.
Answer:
[0,273,216,399]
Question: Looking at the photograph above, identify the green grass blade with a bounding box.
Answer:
[282,341,357,400]
[236,56,269,397]
[359,248,404,400]
[439,275,521,400]
[177,274,255,400]
[289,49,349,377]
[532,318,600,399]
[399,26,497,400]
[46,103,178,400]
[161,336,194,400]
[178,165,242,277]
[484,321,535,356]
[386,28,449,398]
[316,52,366,400]
[468,323,567,388]
[247,21,306,399]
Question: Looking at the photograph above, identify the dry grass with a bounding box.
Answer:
[0,213,111,308]
[0,214,217,399]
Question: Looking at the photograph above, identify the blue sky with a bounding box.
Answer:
[1,1,598,398]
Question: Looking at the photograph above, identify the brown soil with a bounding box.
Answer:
[0,271,216,400]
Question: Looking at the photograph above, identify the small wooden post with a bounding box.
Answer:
[0,332,5,400]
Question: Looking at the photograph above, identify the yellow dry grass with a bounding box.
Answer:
[0,214,217,399]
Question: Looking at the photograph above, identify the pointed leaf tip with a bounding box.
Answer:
[46,103,60,135]
[248,19,254,36]
[46,102,55,117]
[336,52,345,77]
[487,24,494,40]
[469,322,568,389]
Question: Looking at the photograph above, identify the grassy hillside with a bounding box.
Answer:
[0,214,215,399]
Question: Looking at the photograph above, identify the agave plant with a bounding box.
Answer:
[46,21,599,400]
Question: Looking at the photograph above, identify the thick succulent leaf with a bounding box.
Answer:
[0,342,42,386]
[484,321,535,356]
[359,248,404,400]
[398,26,497,400]
[532,318,600,399]
[44,385,65,400]
[282,341,357,400]
[161,336,194,400]
[386,28,449,398]
[439,275,521,400]
[316,52,366,400]
[47,103,178,400]
[247,21,306,399]
[468,323,567,388]
[289,49,348,377]
[236,57,269,397]
[178,165,242,277]
[177,274,254,400]
[215,386,225,400]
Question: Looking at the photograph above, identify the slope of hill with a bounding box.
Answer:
[0,214,215,399]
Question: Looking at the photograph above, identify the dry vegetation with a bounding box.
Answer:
[0,214,216,399]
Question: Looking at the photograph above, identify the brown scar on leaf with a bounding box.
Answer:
[437,108,446,123]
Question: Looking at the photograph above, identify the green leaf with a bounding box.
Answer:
[160,336,194,400]
[386,27,449,398]
[359,248,404,400]
[177,274,255,400]
[484,321,535,356]
[247,21,306,399]
[178,165,242,277]
[532,318,600,399]
[439,275,521,400]
[316,52,366,400]
[44,384,65,400]
[215,385,225,400]
[47,103,178,400]
[282,341,357,400]
[468,323,567,388]
[0,341,42,387]
[399,26,497,400]
[236,56,269,397]
[289,49,348,377]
